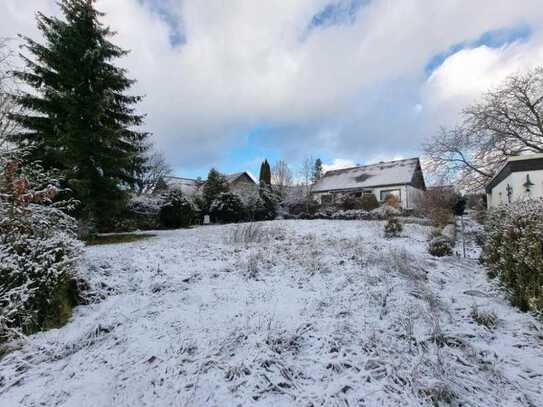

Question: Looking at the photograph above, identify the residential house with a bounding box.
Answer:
[162,172,258,197]
[312,158,426,210]
[486,154,543,208]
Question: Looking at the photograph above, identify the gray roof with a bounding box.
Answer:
[164,171,256,195]
[163,176,201,195]
[225,172,257,184]
[312,158,421,193]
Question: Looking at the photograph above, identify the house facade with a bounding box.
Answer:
[486,154,543,208]
[224,172,258,196]
[312,158,426,210]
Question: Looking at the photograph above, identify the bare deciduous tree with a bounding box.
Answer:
[271,160,292,198]
[424,67,543,191]
[135,149,172,194]
[0,38,20,155]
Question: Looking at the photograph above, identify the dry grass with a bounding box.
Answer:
[86,234,155,246]
[470,305,497,329]
[225,223,283,245]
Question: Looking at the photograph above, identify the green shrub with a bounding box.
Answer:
[360,194,379,211]
[384,217,403,238]
[428,235,453,257]
[210,192,245,224]
[0,207,83,343]
[481,199,543,315]
[341,195,363,211]
[159,190,196,229]
[0,159,84,345]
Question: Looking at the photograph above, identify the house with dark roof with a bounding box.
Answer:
[486,153,543,208]
[163,172,257,197]
[312,158,426,209]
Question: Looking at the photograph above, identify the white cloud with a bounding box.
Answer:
[2,0,543,171]
[420,34,543,132]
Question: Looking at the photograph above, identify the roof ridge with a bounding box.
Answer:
[324,157,419,175]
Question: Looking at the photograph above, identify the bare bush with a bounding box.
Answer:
[415,187,456,228]
[225,223,283,245]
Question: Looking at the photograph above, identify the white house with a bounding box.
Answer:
[486,154,543,208]
[312,158,426,210]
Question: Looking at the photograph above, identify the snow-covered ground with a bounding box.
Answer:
[1,219,542,406]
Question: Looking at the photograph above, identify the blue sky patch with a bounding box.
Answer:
[141,0,186,47]
[425,22,532,75]
[309,0,368,30]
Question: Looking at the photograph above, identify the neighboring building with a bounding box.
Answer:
[162,172,257,197]
[224,172,258,196]
[312,158,426,210]
[162,176,203,196]
[486,154,543,208]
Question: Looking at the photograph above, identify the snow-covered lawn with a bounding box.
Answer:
[1,220,542,406]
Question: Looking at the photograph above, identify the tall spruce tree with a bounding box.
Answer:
[312,158,323,183]
[10,0,148,226]
[259,159,271,187]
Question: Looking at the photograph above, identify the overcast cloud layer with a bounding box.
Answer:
[2,0,543,176]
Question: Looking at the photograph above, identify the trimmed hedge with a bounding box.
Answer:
[159,191,196,228]
[481,199,543,315]
[210,192,245,224]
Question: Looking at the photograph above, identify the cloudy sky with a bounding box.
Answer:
[2,0,543,178]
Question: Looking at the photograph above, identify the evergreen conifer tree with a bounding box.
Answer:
[202,168,228,212]
[10,0,148,226]
[312,158,323,182]
[259,159,271,187]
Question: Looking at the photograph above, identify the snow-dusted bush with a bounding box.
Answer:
[122,194,164,230]
[0,159,83,344]
[428,235,453,257]
[416,188,456,227]
[481,199,543,314]
[384,217,403,238]
[159,190,196,228]
[210,192,245,224]
[339,194,364,211]
[243,194,267,221]
[470,304,497,329]
[371,204,401,218]
[383,193,400,208]
[360,193,379,211]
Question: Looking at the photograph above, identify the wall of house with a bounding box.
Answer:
[313,184,422,210]
[230,176,258,199]
[487,169,543,208]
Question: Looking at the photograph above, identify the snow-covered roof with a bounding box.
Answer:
[163,176,201,195]
[486,153,543,193]
[224,172,257,184]
[312,158,421,193]
[164,171,256,195]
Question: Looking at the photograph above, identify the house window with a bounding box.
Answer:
[354,192,362,198]
[380,189,401,202]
